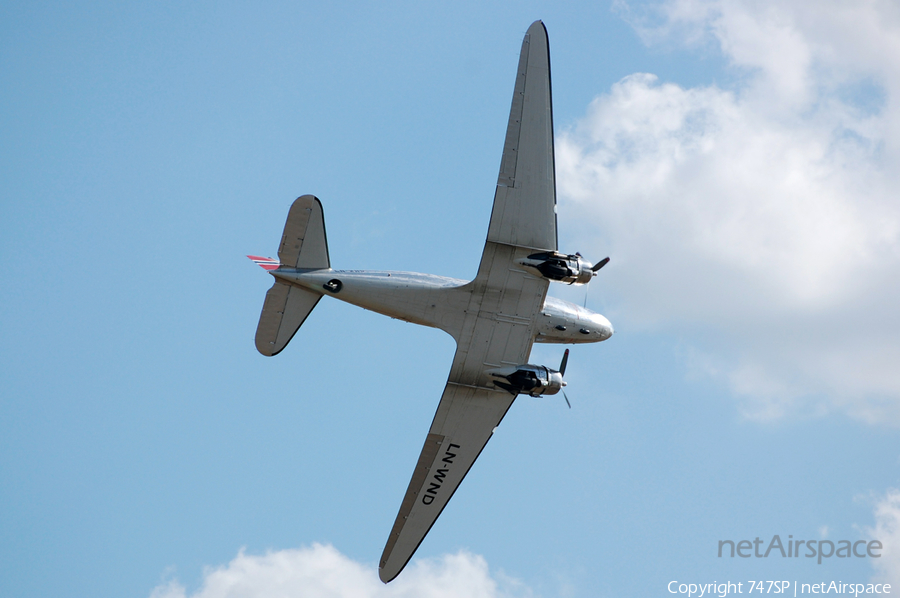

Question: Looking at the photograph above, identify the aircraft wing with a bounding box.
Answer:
[484,19,557,254]
[379,20,556,583]
[377,384,514,583]
[378,306,546,582]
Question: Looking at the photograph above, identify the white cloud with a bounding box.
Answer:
[560,0,900,423]
[148,544,533,598]
[868,488,900,587]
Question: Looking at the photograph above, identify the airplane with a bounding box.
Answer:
[248,20,613,583]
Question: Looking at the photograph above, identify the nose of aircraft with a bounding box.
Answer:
[595,313,614,340]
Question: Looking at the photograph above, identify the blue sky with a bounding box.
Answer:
[2,1,899,597]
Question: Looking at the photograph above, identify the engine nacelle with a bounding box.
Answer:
[489,364,565,397]
[519,251,595,285]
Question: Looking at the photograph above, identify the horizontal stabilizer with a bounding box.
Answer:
[255,281,322,356]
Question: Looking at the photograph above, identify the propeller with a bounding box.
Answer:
[591,256,610,272]
[584,256,610,307]
[559,349,571,409]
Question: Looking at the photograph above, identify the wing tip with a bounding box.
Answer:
[378,567,397,584]
[527,20,547,36]
[379,557,410,584]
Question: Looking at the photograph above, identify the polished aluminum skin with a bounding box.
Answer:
[250,20,613,583]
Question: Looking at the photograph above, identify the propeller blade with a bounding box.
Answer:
[563,390,572,409]
[559,349,569,376]
[592,257,610,272]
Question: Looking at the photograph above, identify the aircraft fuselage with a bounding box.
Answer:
[272,267,613,345]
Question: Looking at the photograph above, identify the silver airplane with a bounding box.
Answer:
[249,20,613,583]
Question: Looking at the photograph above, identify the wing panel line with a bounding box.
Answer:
[380,433,445,570]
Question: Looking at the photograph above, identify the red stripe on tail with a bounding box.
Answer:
[247,255,280,271]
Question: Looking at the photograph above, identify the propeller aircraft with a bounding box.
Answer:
[248,20,613,583]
